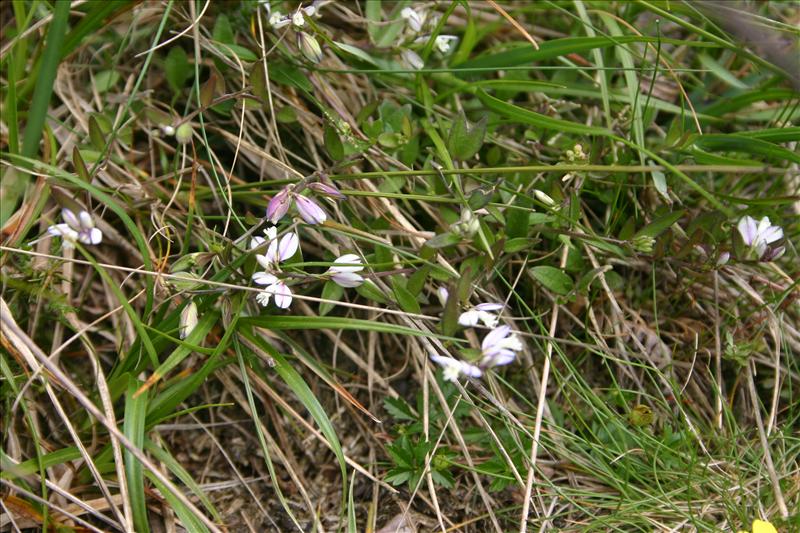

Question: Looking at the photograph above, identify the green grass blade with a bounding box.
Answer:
[124,379,149,533]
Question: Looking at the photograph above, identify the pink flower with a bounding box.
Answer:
[252,226,298,267]
[308,181,346,199]
[737,215,784,261]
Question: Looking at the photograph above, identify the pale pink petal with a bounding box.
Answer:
[474,303,503,312]
[278,233,299,261]
[295,195,327,224]
[481,325,511,353]
[87,227,103,245]
[255,254,271,270]
[78,211,94,230]
[332,271,364,288]
[329,254,363,273]
[271,282,293,308]
[267,189,292,223]
[458,310,480,327]
[62,209,80,230]
[737,216,757,246]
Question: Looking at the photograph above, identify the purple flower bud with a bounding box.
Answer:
[266,188,292,223]
[308,182,346,199]
[294,194,327,224]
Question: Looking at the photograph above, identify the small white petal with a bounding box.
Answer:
[252,272,278,286]
[250,236,266,250]
[458,310,480,327]
[329,254,363,273]
[255,254,271,270]
[87,227,103,245]
[476,311,499,328]
[291,10,305,27]
[78,211,94,230]
[264,226,278,241]
[401,49,424,70]
[436,287,449,306]
[474,303,503,312]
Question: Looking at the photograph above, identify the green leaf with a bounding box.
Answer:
[165,46,190,94]
[355,279,390,304]
[88,115,107,151]
[447,110,487,160]
[212,14,234,44]
[384,397,416,421]
[94,69,120,93]
[477,90,611,136]
[320,281,344,316]
[425,232,461,249]
[324,124,345,160]
[124,379,149,533]
[529,266,573,295]
[391,277,421,314]
[243,315,449,339]
[633,210,685,239]
[690,134,800,165]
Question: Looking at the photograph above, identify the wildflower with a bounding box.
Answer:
[252,226,299,268]
[400,7,424,32]
[737,215,784,260]
[458,303,503,328]
[480,325,522,367]
[716,251,730,266]
[253,273,293,308]
[294,194,327,224]
[179,301,199,339]
[48,208,103,249]
[434,35,458,54]
[327,253,365,287]
[430,354,482,382]
[297,31,323,63]
[401,49,424,70]
[737,519,778,533]
[266,188,292,224]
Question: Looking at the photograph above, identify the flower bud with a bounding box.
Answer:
[297,32,322,63]
[294,194,327,224]
[632,234,655,254]
[266,187,292,223]
[175,122,193,144]
[533,189,556,207]
[179,301,199,339]
[308,181,346,199]
[401,49,424,70]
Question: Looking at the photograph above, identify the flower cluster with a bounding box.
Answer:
[397,5,459,70]
[48,208,103,250]
[265,1,326,63]
[431,288,522,382]
[266,180,344,225]
[251,226,298,308]
[737,215,784,261]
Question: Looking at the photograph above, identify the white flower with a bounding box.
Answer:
[533,189,557,207]
[458,303,503,328]
[480,325,522,367]
[253,226,299,268]
[179,301,198,339]
[737,215,783,259]
[401,49,424,70]
[48,208,103,249]
[430,354,482,382]
[434,35,458,54]
[291,9,305,27]
[400,7,424,32]
[327,253,365,287]
[253,272,293,308]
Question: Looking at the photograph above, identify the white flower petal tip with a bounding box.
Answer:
[331,272,364,288]
[252,272,279,286]
[458,302,503,328]
[430,354,482,382]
